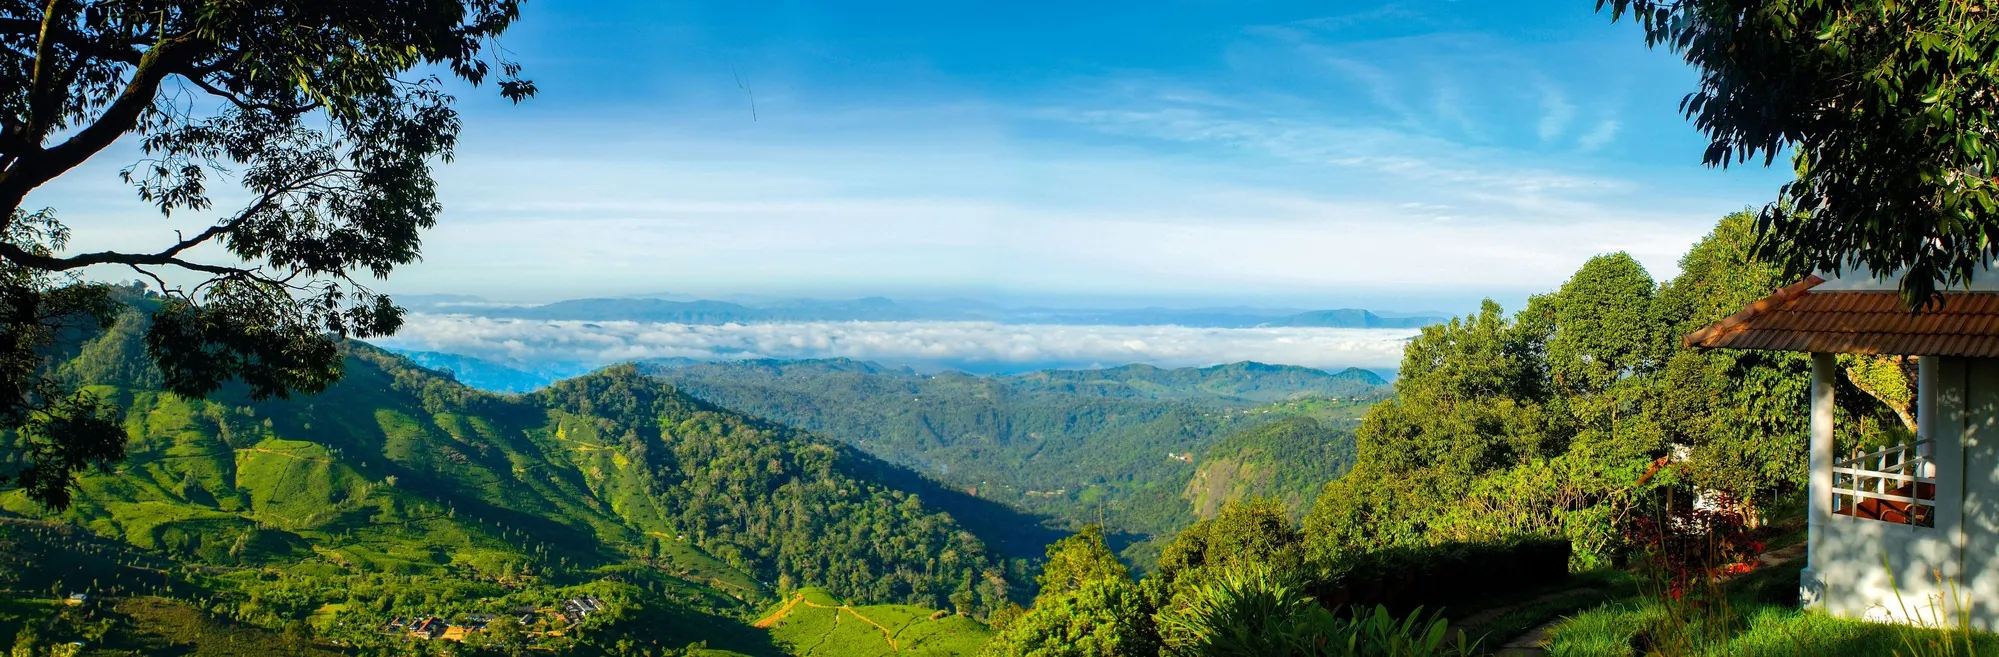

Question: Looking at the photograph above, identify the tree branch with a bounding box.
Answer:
[26,0,72,141]
[5,166,349,273]
[0,240,247,275]
[3,166,349,273]
[0,36,191,224]
[183,74,323,117]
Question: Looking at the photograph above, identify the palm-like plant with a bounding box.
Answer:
[1155,562,1475,657]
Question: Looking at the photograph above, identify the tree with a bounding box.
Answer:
[0,0,534,509]
[9,625,38,657]
[1546,253,1664,466]
[979,577,1160,657]
[1547,253,1658,395]
[1032,526,1127,606]
[1156,498,1304,593]
[1601,0,1999,307]
[482,616,529,657]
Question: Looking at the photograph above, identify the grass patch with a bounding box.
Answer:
[1544,560,1999,656]
[763,587,990,657]
[1545,597,1999,657]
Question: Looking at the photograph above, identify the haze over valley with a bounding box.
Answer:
[372,293,1437,380]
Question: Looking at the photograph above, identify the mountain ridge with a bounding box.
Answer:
[3,301,1024,653]
[400,294,1445,329]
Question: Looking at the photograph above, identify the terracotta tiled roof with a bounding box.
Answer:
[1685,276,1999,356]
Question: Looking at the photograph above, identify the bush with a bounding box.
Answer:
[1311,537,1571,613]
[1155,562,1475,657]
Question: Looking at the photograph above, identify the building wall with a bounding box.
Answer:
[1961,357,1999,629]
[1813,356,1991,629]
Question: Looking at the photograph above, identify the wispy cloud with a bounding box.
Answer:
[375,315,1421,373]
[34,0,1789,314]
[1536,82,1577,143]
[1577,119,1621,152]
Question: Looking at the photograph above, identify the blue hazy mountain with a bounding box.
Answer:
[401,294,1444,328]
[390,350,593,393]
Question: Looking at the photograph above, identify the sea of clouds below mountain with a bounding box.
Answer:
[375,313,1421,375]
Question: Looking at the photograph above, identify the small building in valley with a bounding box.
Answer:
[1688,270,1999,630]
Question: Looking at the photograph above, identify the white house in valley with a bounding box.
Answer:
[1688,269,1999,629]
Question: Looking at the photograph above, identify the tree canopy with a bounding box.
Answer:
[1601,0,1999,306]
[0,0,532,508]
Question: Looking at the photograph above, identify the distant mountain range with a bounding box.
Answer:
[392,348,1392,399]
[397,294,1446,329]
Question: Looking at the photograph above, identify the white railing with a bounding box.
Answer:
[1832,439,1936,527]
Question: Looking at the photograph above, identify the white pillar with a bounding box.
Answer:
[1920,356,1936,458]
[1804,351,1836,608]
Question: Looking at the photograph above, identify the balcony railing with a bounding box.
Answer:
[1832,439,1936,527]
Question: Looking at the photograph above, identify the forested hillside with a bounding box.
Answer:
[975,213,1924,656]
[1183,416,1357,520]
[639,359,1385,542]
[0,300,1017,655]
[1303,212,1908,567]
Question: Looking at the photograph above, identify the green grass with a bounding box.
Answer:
[105,596,346,656]
[0,596,342,657]
[1543,560,1999,656]
[1455,567,1639,643]
[1545,596,1999,656]
[762,587,991,657]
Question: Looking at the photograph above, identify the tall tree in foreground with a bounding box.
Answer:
[1600,0,1999,307]
[0,1,533,508]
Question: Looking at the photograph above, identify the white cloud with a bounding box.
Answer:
[1577,119,1621,152]
[375,315,1422,373]
[1536,83,1576,142]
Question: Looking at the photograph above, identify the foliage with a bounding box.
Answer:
[1625,492,1763,604]
[758,586,991,657]
[1600,0,1999,307]
[1544,566,1999,656]
[1155,562,1331,656]
[643,358,1385,541]
[1153,498,1304,593]
[977,577,1159,657]
[2,307,1031,654]
[1304,213,1904,577]
[0,216,118,510]
[1032,526,1127,607]
[1183,417,1356,520]
[0,0,533,509]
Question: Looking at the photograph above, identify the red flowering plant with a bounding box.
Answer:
[1625,490,1763,601]
[1621,488,1766,651]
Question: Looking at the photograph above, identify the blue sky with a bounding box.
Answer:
[39,0,1792,314]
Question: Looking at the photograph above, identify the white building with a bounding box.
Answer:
[1689,269,1999,629]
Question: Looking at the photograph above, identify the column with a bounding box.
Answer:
[1803,351,1836,608]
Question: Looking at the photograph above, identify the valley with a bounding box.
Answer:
[639,358,1385,551]
[0,296,1383,655]
[0,300,1041,655]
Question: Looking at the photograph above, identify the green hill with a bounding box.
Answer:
[1,303,1021,655]
[757,587,990,657]
[1184,416,1359,520]
[639,358,1389,542]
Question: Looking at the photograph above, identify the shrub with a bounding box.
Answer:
[1310,537,1572,613]
[979,578,1159,657]
[1155,562,1475,657]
